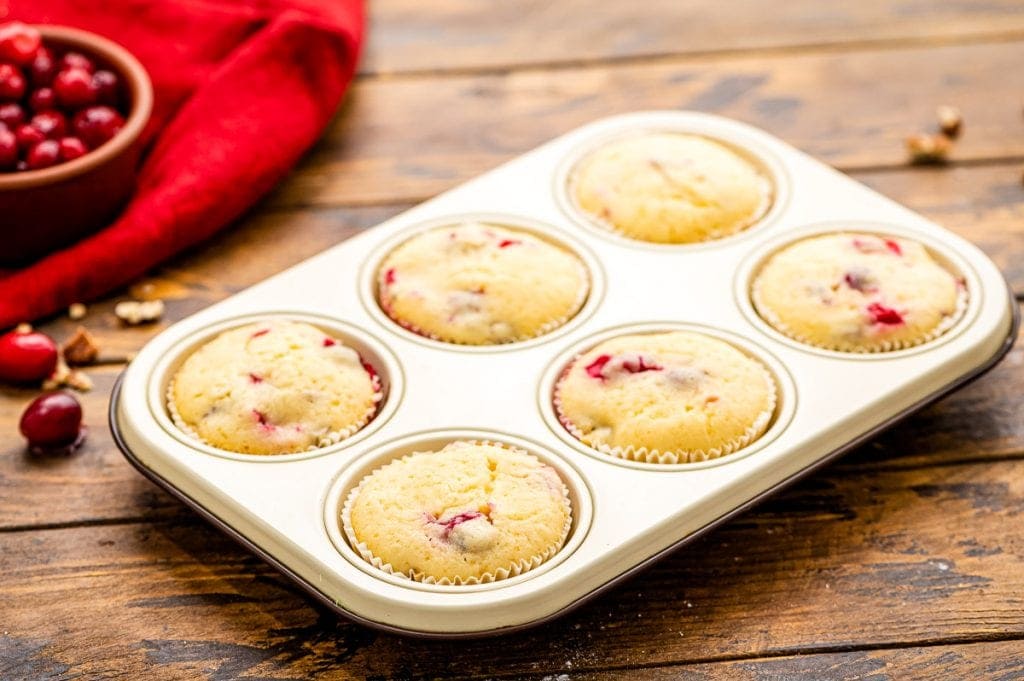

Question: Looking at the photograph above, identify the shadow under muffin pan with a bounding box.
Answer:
[111,110,1017,637]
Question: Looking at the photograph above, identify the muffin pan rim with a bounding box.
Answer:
[734,221,981,360]
[321,428,595,594]
[554,124,791,251]
[358,212,607,353]
[537,321,797,472]
[146,312,405,462]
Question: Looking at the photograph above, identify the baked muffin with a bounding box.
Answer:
[343,441,572,584]
[377,222,589,344]
[570,132,772,243]
[169,320,381,455]
[752,232,966,352]
[554,331,776,464]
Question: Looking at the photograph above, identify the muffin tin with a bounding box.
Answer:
[110,111,1018,636]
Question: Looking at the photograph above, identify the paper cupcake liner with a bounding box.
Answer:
[377,259,590,346]
[566,154,775,244]
[167,364,383,455]
[750,276,970,354]
[553,354,778,465]
[340,440,574,585]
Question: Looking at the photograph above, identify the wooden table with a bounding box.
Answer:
[4,2,1024,678]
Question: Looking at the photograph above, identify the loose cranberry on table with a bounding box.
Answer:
[0,22,130,173]
[0,325,59,383]
[19,391,87,455]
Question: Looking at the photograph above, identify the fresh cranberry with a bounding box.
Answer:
[29,86,57,112]
[866,302,904,326]
[71,105,124,149]
[884,239,902,256]
[19,392,86,454]
[29,46,57,86]
[30,110,66,139]
[61,51,94,73]
[0,101,24,128]
[322,337,337,347]
[383,268,396,285]
[14,123,45,150]
[0,23,41,66]
[53,67,97,108]
[92,70,119,105]
[0,326,58,382]
[585,354,613,379]
[25,139,60,169]
[0,127,17,168]
[58,136,88,162]
[498,239,521,248]
[0,62,26,101]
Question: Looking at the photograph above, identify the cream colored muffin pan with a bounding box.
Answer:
[110,111,1017,637]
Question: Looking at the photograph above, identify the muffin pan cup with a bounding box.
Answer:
[110,111,1018,637]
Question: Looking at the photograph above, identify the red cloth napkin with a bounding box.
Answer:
[0,0,364,328]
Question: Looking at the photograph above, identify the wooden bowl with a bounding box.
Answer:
[0,26,153,266]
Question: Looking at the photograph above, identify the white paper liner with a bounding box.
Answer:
[167,358,383,456]
[751,272,970,354]
[565,139,775,244]
[377,252,590,346]
[340,440,574,585]
[553,351,778,465]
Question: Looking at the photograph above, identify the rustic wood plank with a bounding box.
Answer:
[366,0,1024,74]
[3,459,1023,678]
[274,41,1024,209]
[569,640,1024,681]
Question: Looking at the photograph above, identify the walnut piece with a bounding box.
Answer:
[62,326,100,366]
[115,299,165,325]
[906,133,952,165]
[43,356,93,392]
[936,105,962,139]
[68,302,87,320]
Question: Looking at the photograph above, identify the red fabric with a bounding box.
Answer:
[0,0,364,327]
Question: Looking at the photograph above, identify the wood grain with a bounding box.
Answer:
[570,640,1024,681]
[3,459,1023,678]
[366,0,1024,74]
[273,41,1024,208]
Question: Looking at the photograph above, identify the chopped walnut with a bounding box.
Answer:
[115,299,165,325]
[936,105,962,139]
[43,356,93,392]
[68,302,87,320]
[62,326,99,366]
[906,133,952,165]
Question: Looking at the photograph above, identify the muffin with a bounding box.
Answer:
[342,441,572,584]
[377,222,589,344]
[570,132,772,243]
[554,331,776,464]
[752,232,966,352]
[168,320,381,455]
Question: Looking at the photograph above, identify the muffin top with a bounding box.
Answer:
[555,331,776,463]
[378,222,589,345]
[570,132,772,244]
[169,320,381,455]
[344,441,572,584]
[752,233,965,352]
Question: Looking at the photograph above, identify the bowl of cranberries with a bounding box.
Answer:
[0,22,153,265]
